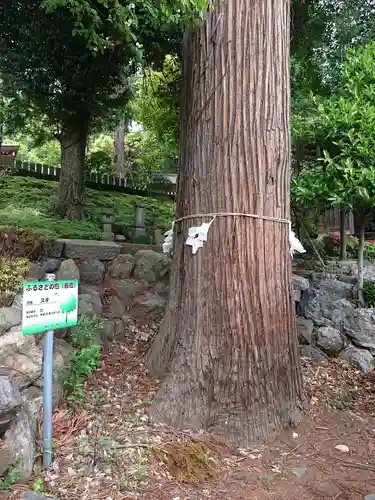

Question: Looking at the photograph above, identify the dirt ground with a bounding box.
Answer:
[5,332,375,500]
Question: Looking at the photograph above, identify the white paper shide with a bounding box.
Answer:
[289,230,306,257]
[162,227,174,254]
[162,219,215,255]
[185,219,215,254]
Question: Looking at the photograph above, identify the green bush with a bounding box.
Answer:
[64,316,103,408]
[87,150,113,175]
[134,234,152,245]
[0,463,21,491]
[69,315,102,348]
[0,257,28,307]
[365,242,375,263]
[363,279,375,307]
[347,235,360,259]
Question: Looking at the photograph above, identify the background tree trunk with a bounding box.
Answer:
[339,208,347,261]
[148,0,303,446]
[114,117,126,178]
[57,122,88,220]
[358,217,366,306]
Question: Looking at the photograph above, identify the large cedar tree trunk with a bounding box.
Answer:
[57,122,88,220]
[147,0,303,446]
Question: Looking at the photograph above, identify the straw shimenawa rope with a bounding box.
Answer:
[174,212,290,225]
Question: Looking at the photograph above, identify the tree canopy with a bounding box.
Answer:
[0,0,205,218]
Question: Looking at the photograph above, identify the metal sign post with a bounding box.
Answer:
[21,275,79,469]
[43,272,55,469]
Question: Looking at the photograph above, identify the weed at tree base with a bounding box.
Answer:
[363,279,375,307]
[63,316,103,408]
[0,462,22,492]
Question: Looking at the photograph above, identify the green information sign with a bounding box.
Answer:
[22,280,79,335]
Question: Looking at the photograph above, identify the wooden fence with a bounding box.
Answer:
[2,159,177,200]
[322,206,355,233]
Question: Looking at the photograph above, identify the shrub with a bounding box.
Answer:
[64,316,103,408]
[134,234,152,245]
[347,235,359,259]
[365,242,375,263]
[363,279,375,307]
[323,232,359,259]
[69,315,102,348]
[0,257,28,306]
[0,227,53,260]
[0,463,22,492]
[330,231,340,248]
[87,150,113,176]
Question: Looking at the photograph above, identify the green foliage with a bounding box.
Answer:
[132,55,181,173]
[292,42,375,216]
[86,134,114,175]
[69,315,102,348]
[347,235,360,259]
[33,477,45,493]
[0,0,207,218]
[83,55,182,189]
[0,463,22,492]
[0,257,28,307]
[64,316,102,408]
[363,279,375,307]
[0,177,174,239]
[0,0,206,135]
[124,131,165,187]
[365,242,375,263]
[291,0,375,95]
[87,150,113,176]
[65,343,101,408]
[40,0,207,54]
[4,134,61,167]
[134,234,152,245]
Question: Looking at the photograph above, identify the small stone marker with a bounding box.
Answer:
[135,205,146,237]
[115,234,126,243]
[102,213,114,241]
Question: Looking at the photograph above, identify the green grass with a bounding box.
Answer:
[0,176,174,240]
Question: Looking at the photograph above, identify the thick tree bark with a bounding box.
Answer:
[57,122,88,220]
[147,0,303,446]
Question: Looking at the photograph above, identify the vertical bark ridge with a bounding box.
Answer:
[148,0,303,446]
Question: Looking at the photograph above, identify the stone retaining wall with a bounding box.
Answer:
[293,261,375,372]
